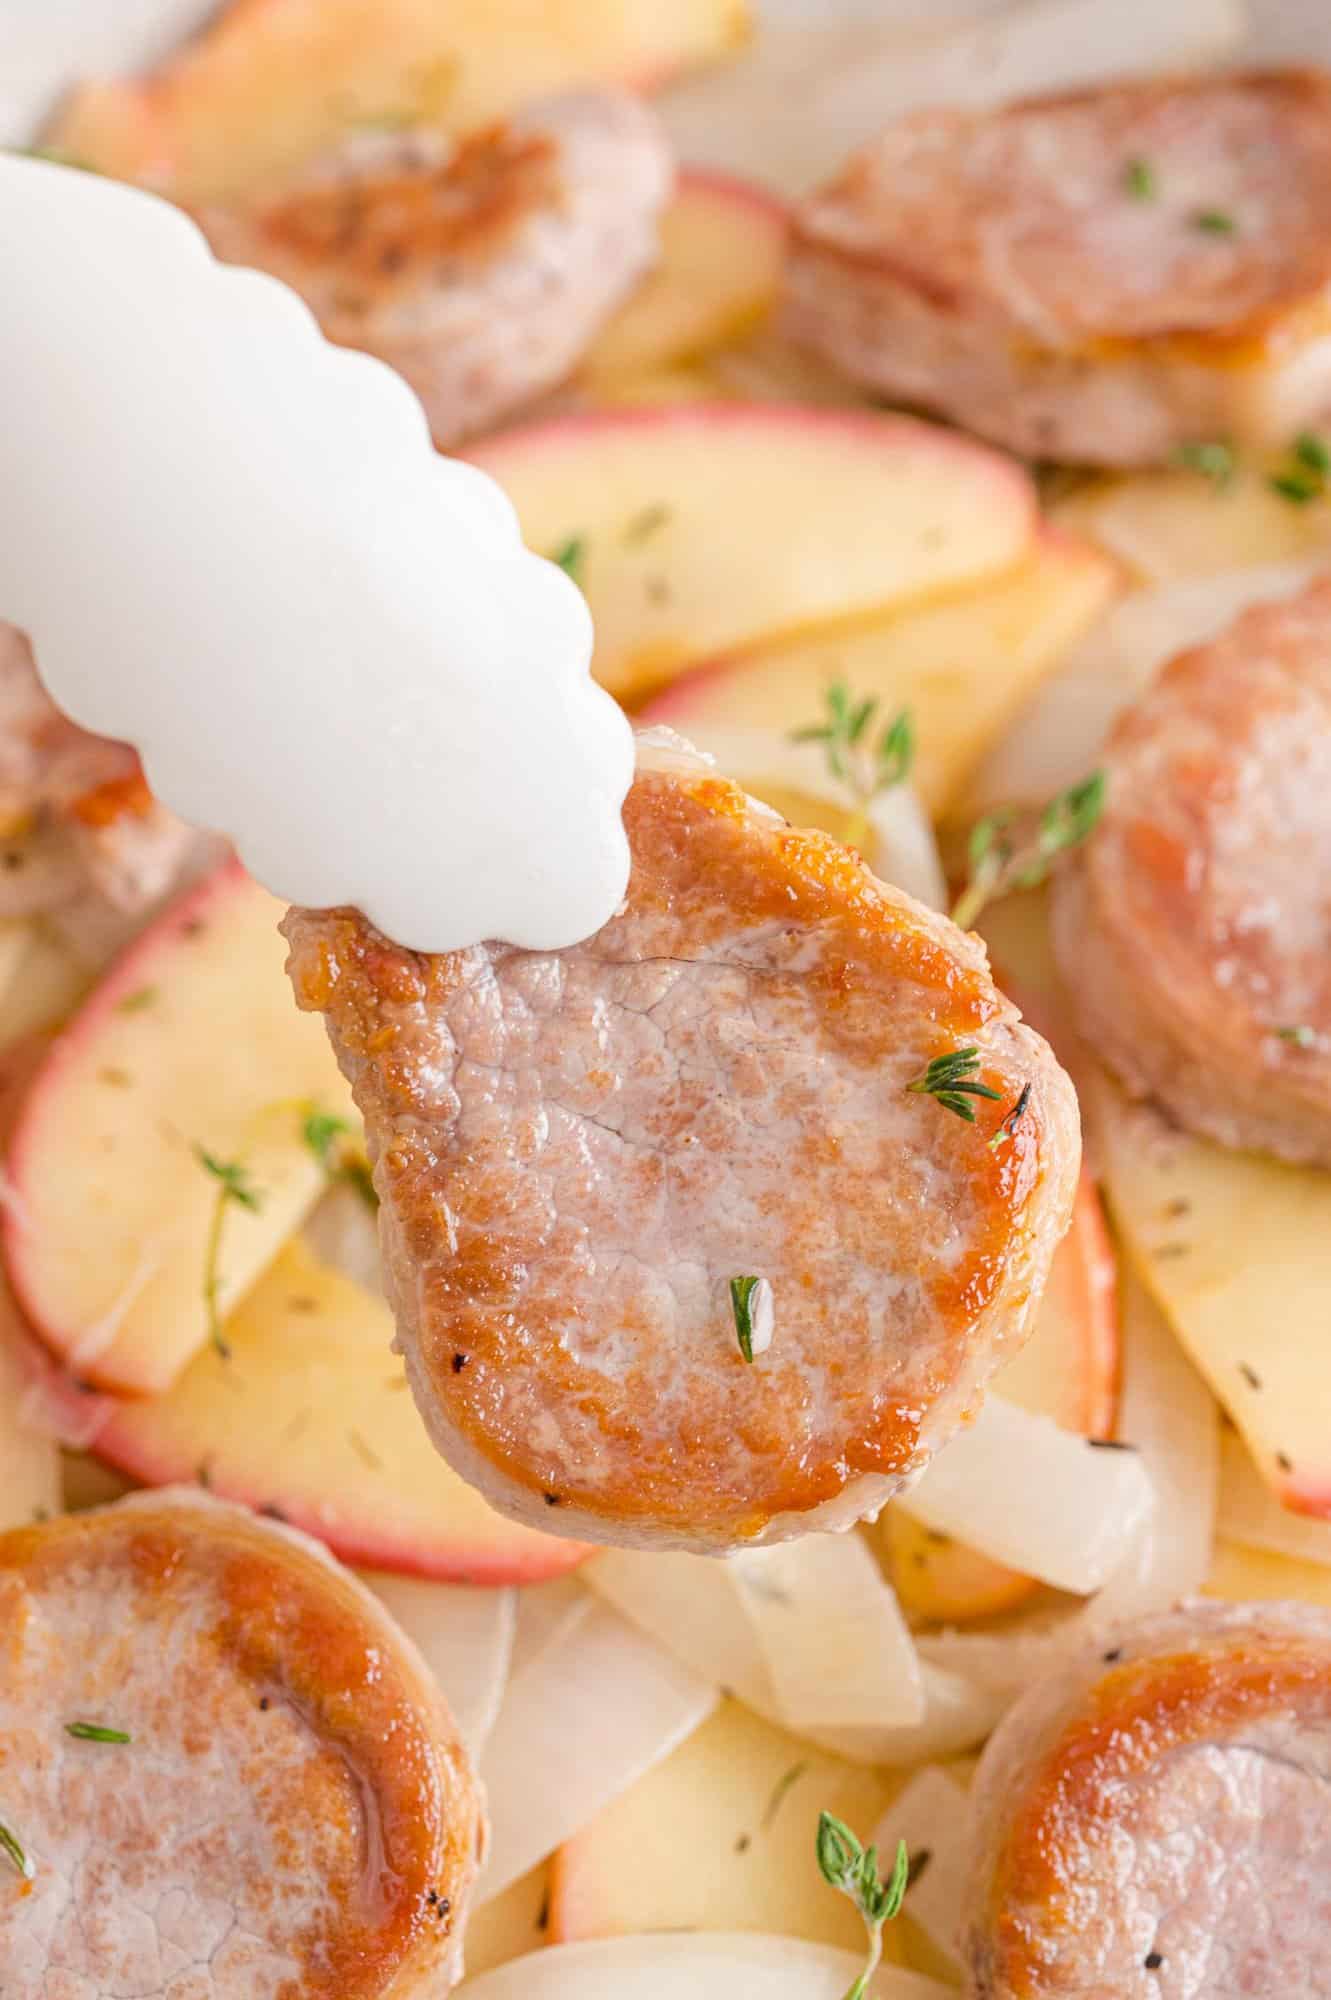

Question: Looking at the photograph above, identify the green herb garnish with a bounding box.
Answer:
[791,681,914,849]
[550,536,585,584]
[729,1275,770,1364]
[1193,208,1236,234]
[816,1814,909,2000]
[987,1080,1033,1152]
[301,1109,378,1212]
[1124,157,1156,200]
[1170,439,1235,491]
[1269,432,1331,506]
[116,985,158,1014]
[195,1147,264,1358]
[951,771,1106,932]
[906,1047,1003,1125]
[0,1819,33,1879]
[1277,1024,1316,1047]
[65,1722,131,1744]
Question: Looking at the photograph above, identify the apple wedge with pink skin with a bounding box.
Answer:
[462,405,1038,703]
[5,862,356,1395]
[645,529,1120,813]
[580,170,787,387]
[46,0,749,201]
[95,1235,590,1582]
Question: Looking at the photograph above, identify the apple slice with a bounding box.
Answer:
[94,1235,590,1582]
[547,1696,903,1959]
[1207,1540,1331,1612]
[0,919,89,1048]
[644,531,1118,810]
[1087,1065,1331,1519]
[884,1166,1119,1623]
[1050,461,1331,587]
[460,1934,949,2000]
[45,0,748,201]
[5,862,355,1394]
[462,406,1038,703]
[0,1279,60,1531]
[580,171,786,387]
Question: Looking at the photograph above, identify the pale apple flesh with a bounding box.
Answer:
[5,863,356,1395]
[463,404,1038,703]
[95,1236,591,1583]
[580,170,787,387]
[46,0,750,201]
[644,528,1119,812]
[547,1696,904,1959]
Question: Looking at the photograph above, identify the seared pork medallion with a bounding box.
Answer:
[197,91,672,447]
[0,1490,483,1998]
[1053,576,1331,1166]
[0,622,197,929]
[283,738,1079,1554]
[963,1601,1331,1999]
[784,70,1331,467]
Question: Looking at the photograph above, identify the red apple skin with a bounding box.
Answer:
[90,1420,592,1583]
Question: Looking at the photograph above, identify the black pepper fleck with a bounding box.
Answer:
[1102,1647,1123,1663]
[1239,1363,1262,1390]
[734,1833,751,1854]
[543,1491,562,1507]
[451,1352,470,1373]
[1145,1952,1163,1971]
[259,1697,270,1712]
[1278,1451,1294,1472]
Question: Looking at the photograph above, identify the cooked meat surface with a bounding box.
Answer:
[783,69,1331,466]
[196,90,672,447]
[282,737,1080,1555]
[962,1600,1331,1999]
[0,621,198,933]
[0,1489,482,1998]
[1052,575,1331,1165]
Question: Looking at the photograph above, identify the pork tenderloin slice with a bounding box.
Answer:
[0,1488,483,1998]
[1052,573,1331,1166]
[783,69,1331,467]
[197,90,673,448]
[963,1600,1331,2000]
[282,747,1079,1555]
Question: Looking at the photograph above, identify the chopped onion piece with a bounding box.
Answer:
[586,1543,996,1764]
[875,1766,970,1976]
[921,1275,1216,1690]
[964,562,1323,820]
[458,1932,952,1999]
[731,1534,923,1728]
[477,1595,716,1901]
[509,1573,594,1676]
[360,1570,515,1759]
[302,1178,380,1294]
[900,1396,1153,1594]
[1218,1428,1331,1569]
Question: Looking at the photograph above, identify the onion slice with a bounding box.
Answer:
[0,1277,60,1528]
[875,1766,971,1976]
[730,1534,924,1728]
[458,1932,952,1998]
[1218,1428,1331,1569]
[477,1594,716,1901]
[900,1395,1153,1595]
[585,1542,996,1764]
[921,1275,1217,1691]
[361,1571,515,1759]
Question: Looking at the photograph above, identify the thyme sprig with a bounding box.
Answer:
[729,1275,772,1364]
[66,1722,131,1744]
[816,1813,909,2000]
[951,771,1106,932]
[195,1147,264,1358]
[0,1818,32,1879]
[906,1047,1003,1124]
[301,1109,377,1212]
[791,682,914,850]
